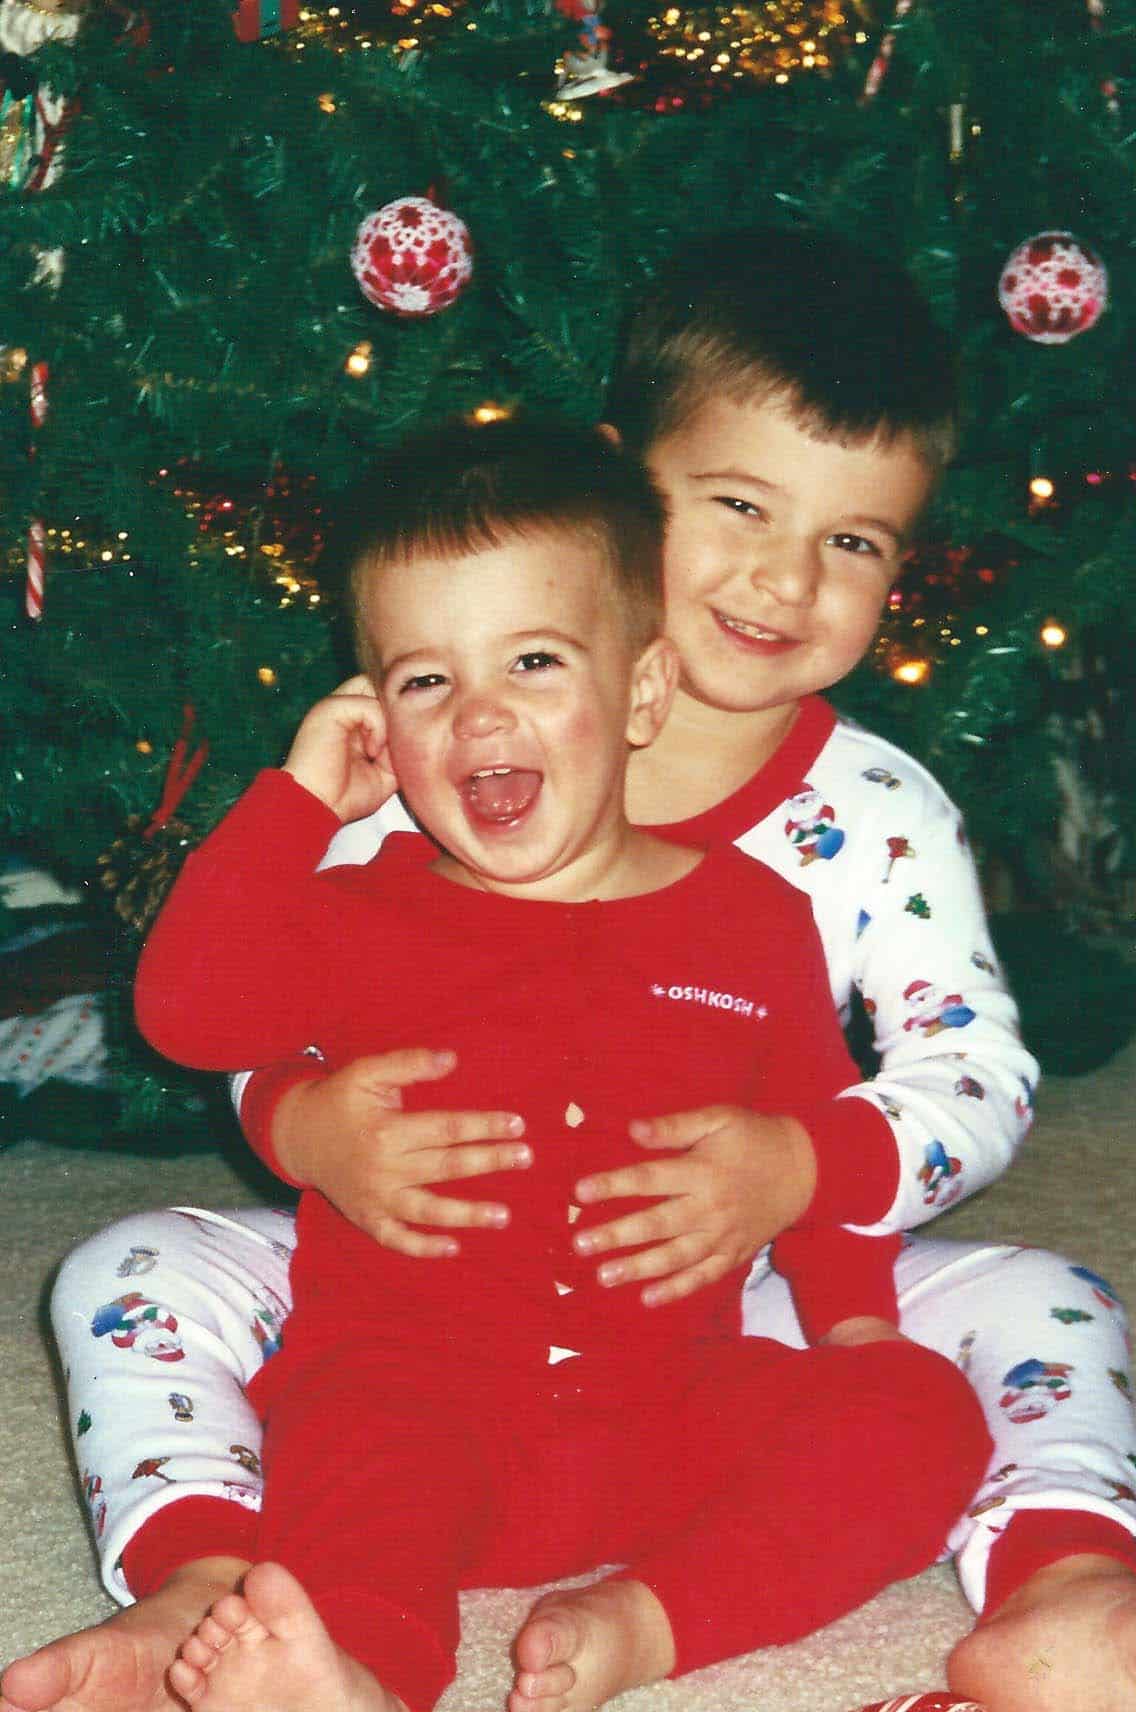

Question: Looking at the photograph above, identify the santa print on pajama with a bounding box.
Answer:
[54,695,1136,1638]
[132,769,994,1705]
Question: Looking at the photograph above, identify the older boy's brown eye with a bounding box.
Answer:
[830,533,881,557]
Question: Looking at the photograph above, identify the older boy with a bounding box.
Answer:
[132,419,988,1712]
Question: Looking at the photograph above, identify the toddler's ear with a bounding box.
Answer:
[597,421,622,448]
[626,637,679,750]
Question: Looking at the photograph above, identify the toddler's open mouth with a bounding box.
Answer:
[462,766,543,825]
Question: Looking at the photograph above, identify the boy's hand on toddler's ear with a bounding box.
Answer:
[272,1049,531,1255]
[572,1108,817,1307]
[283,676,398,823]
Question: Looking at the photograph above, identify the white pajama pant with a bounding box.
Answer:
[51,1208,1136,1613]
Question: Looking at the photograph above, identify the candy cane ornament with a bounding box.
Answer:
[1085,0,1120,113]
[861,0,913,102]
[26,359,48,621]
[26,517,45,620]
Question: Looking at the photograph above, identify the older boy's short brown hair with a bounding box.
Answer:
[607,227,957,473]
[338,417,666,674]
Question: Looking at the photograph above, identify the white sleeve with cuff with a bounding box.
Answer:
[732,715,1039,1237]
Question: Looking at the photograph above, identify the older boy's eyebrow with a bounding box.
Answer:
[693,467,780,493]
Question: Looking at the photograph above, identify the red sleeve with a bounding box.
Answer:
[749,871,898,1227]
[239,1056,330,1183]
[769,1227,902,1342]
[791,1096,899,1226]
[741,864,903,1338]
[134,770,346,1071]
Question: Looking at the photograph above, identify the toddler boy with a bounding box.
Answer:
[134,418,991,1712]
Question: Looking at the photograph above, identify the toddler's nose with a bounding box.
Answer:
[453,691,515,739]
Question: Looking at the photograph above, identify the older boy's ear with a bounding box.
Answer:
[597,421,622,449]
[625,637,679,749]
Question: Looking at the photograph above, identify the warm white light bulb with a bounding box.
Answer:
[893,658,930,686]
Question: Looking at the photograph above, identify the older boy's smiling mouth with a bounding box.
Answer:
[714,610,799,648]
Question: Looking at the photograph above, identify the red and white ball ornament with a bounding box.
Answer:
[350,196,474,319]
[997,231,1108,345]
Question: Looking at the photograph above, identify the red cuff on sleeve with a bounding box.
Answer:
[240,1057,329,1185]
[770,1227,902,1342]
[795,1094,901,1227]
[121,1495,259,1599]
[983,1509,1136,1617]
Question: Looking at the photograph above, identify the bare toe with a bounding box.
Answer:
[165,1659,207,1707]
[512,1662,576,1701]
[175,1635,220,1675]
[187,1617,230,1658]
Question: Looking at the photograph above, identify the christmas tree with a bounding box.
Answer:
[1,0,1134,1142]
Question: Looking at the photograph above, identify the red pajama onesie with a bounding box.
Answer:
[135,771,992,1708]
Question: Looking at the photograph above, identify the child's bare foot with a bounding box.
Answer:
[167,1561,407,1712]
[509,1577,675,1712]
[947,1554,1136,1712]
[0,1557,250,1712]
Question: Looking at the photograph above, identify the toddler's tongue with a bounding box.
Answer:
[463,768,542,824]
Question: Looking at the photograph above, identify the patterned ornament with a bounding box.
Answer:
[849,1699,987,1712]
[96,706,208,935]
[0,0,77,193]
[997,232,1108,344]
[0,50,37,187]
[96,812,196,936]
[350,197,474,318]
[555,0,633,96]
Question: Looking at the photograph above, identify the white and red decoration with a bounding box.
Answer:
[861,0,913,102]
[850,1698,986,1712]
[350,196,474,318]
[997,231,1109,344]
[0,0,79,192]
[26,514,45,620]
[1,0,85,621]
[25,358,48,620]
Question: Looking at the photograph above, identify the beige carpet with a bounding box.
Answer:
[3,1038,1135,1711]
